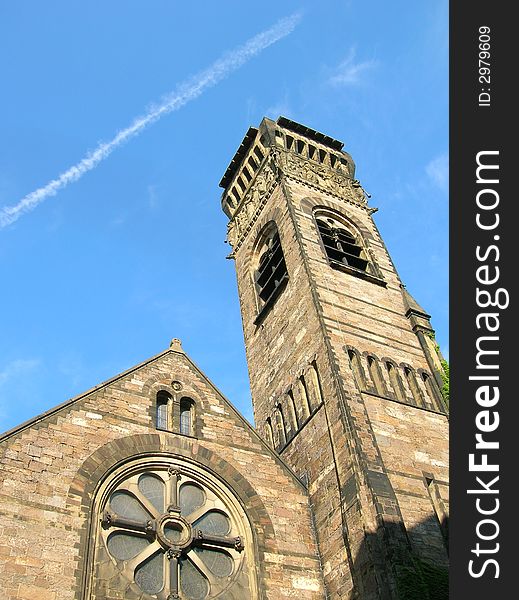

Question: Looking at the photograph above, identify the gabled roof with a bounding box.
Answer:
[0,339,307,491]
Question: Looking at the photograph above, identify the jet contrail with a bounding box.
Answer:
[0,13,301,228]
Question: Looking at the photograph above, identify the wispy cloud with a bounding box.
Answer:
[0,13,302,229]
[0,359,40,387]
[426,153,449,192]
[327,47,378,86]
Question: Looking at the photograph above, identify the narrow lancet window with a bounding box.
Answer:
[156,391,170,431]
[179,397,194,436]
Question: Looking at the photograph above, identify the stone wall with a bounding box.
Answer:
[226,118,449,599]
[0,346,324,600]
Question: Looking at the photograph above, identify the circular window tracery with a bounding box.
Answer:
[100,464,246,599]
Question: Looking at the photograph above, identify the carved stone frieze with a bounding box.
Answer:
[226,153,279,251]
[225,148,369,253]
[280,151,368,205]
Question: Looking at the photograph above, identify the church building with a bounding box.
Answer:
[0,117,449,599]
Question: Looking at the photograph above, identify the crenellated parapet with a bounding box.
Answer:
[221,117,370,253]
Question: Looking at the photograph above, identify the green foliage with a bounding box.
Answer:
[425,332,450,409]
[439,359,449,408]
[396,557,449,600]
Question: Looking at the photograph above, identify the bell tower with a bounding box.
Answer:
[220,117,449,599]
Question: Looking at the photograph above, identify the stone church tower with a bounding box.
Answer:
[0,117,448,600]
[220,117,449,598]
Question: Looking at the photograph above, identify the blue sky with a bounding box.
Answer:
[0,1,448,432]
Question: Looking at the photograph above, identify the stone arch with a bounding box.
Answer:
[68,433,275,599]
[250,219,289,314]
[417,368,445,412]
[382,357,406,402]
[273,404,287,449]
[304,361,323,412]
[242,206,284,273]
[345,345,368,391]
[284,389,299,436]
[400,363,426,408]
[300,197,376,242]
[363,352,388,397]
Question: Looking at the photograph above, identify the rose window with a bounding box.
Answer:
[100,466,246,599]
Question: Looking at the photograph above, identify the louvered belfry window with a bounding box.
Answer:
[255,231,288,306]
[316,217,369,272]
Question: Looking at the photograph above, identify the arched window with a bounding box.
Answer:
[93,459,254,599]
[386,362,405,402]
[156,391,171,431]
[316,215,370,273]
[179,397,195,436]
[254,226,288,310]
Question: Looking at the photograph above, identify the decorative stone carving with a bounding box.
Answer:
[226,220,238,248]
[281,151,367,205]
[226,154,279,251]
[225,148,369,253]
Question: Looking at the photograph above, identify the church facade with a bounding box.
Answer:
[0,118,449,599]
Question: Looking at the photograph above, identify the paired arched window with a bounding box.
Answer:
[316,215,369,273]
[156,392,196,437]
[254,225,288,311]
